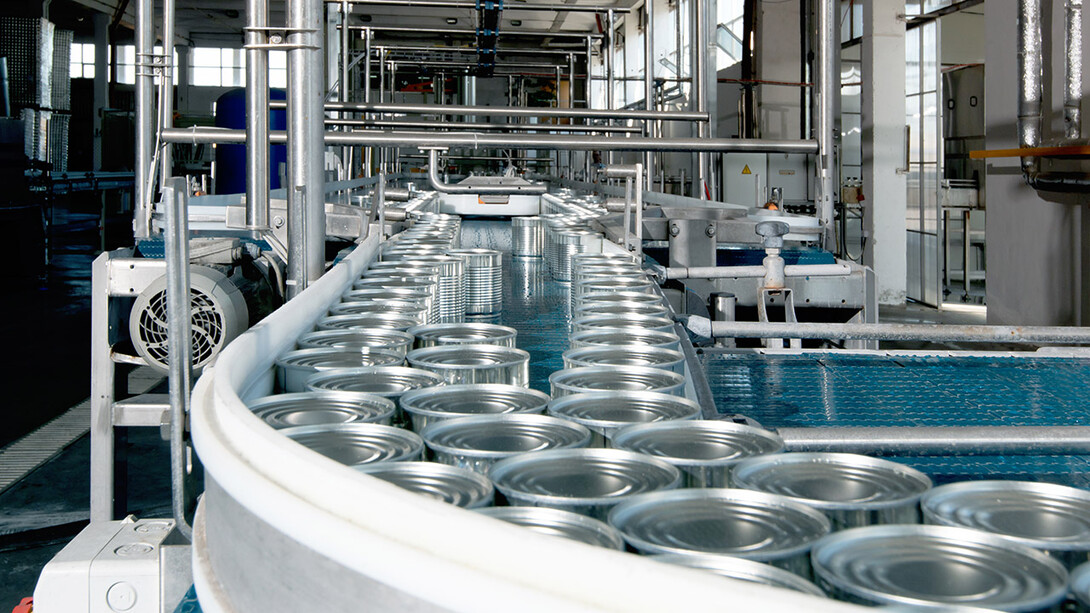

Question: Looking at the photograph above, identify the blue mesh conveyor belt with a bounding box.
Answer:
[701,351,1090,486]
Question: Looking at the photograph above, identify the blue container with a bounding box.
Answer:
[213,88,287,194]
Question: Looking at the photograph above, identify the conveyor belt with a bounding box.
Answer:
[701,351,1090,486]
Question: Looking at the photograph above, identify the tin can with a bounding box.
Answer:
[731,453,932,531]
[562,345,685,374]
[650,554,825,597]
[408,323,517,349]
[612,420,784,488]
[921,480,1090,569]
[304,366,445,426]
[548,366,686,398]
[810,524,1069,611]
[353,461,494,509]
[275,347,404,392]
[407,344,530,387]
[489,448,681,520]
[247,391,396,428]
[477,506,624,550]
[607,488,831,577]
[316,312,424,332]
[547,391,700,447]
[571,314,676,334]
[281,423,424,466]
[569,328,681,352]
[422,414,592,474]
[401,383,549,432]
[297,328,414,357]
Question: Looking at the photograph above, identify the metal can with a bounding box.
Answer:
[446,249,504,315]
[612,421,785,488]
[512,216,545,258]
[304,366,445,426]
[297,328,415,357]
[571,314,676,334]
[316,312,424,332]
[407,344,530,387]
[921,480,1090,569]
[731,452,932,530]
[547,391,700,447]
[1071,561,1090,612]
[275,347,404,392]
[477,506,625,550]
[548,366,686,398]
[607,488,831,577]
[810,524,1069,611]
[247,391,396,429]
[562,345,685,374]
[281,423,424,466]
[328,301,431,324]
[574,302,670,318]
[569,328,681,352]
[650,554,825,597]
[575,290,664,310]
[401,383,549,432]
[353,461,494,509]
[422,414,592,474]
[489,448,681,520]
[409,322,517,349]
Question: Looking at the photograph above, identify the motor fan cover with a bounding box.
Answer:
[130,266,249,374]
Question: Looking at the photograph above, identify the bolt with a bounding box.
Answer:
[705,224,716,238]
[669,224,680,237]
[273,216,285,229]
[270,33,284,44]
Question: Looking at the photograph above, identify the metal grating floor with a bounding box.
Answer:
[701,351,1090,486]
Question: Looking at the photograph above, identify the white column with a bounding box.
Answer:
[862,0,907,305]
[92,13,108,171]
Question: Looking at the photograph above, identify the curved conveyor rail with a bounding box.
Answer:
[189,234,859,613]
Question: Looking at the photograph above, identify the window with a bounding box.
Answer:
[270,50,287,89]
[190,47,245,87]
[716,0,744,70]
[70,42,97,79]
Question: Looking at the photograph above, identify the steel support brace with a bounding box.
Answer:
[779,426,1090,456]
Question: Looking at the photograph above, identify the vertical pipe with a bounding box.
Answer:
[134,0,154,238]
[816,0,836,247]
[585,35,593,109]
[245,0,270,229]
[363,28,372,176]
[159,0,175,190]
[800,0,812,141]
[568,53,575,108]
[340,0,352,179]
[634,162,644,255]
[162,176,193,539]
[606,10,615,110]
[644,0,655,189]
[287,0,327,298]
[1066,0,1083,140]
[1018,0,1043,172]
[692,0,712,199]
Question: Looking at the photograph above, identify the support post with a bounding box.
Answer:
[862,0,907,305]
[134,0,154,238]
[246,0,270,229]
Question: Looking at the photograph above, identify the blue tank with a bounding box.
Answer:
[213,88,287,194]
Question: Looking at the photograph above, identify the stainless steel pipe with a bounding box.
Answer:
[426,150,547,195]
[276,100,709,122]
[1067,0,1084,139]
[1019,0,1044,172]
[817,0,837,244]
[245,0,270,229]
[693,318,1090,344]
[779,426,1090,456]
[664,263,852,280]
[162,127,819,154]
[134,0,154,238]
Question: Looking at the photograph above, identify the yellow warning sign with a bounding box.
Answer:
[742,165,752,175]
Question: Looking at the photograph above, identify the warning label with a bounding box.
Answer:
[741,165,752,175]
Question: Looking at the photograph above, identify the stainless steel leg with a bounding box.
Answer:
[90,252,115,521]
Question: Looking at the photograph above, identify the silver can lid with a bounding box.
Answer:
[407,344,529,370]
[731,452,933,511]
[811,524,1069,611]
[489,448,681,508]
[607,488,831,560]
[297,329,414,353]
[570,328,680,350]
[401,384,549,420]
[305,366,445,395]
[275,347,404,371]
[571,314,675,334]
[547,391,700,435]
[354,461,493,509]
[422,414,592,459]
[317,313,424,331]
[562,345,684,371]
[549,366,685,397]
[612,420,784,468]
[281,423,424,466]
[921,480,1090,551]
[409,322,518,346]
[248,391,396,429]
[477,506,624,550]
[650,554,825,597]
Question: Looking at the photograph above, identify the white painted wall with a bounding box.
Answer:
[984,1,1090,325]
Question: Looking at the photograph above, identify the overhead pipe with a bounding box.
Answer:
[663,263,853,280]
[348,24,602,38]
[162,126,820,154]
[159,0,175,193]
[329,0,631,11]
[327,118,642,133]
[312,100,710,121]
[816,0,837,247]
[426,149,548,194]
[245,0,270,229]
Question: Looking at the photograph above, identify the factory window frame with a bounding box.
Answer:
[190,47,246,87]
[270,50,287,89]
[716,0,743,70]
[74,44,178,85]
[70,42,97,79]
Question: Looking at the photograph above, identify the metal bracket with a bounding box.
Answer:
[758,287,801,349]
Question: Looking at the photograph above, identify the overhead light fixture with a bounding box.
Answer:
[446,17,458,24]
[511,19,522,26]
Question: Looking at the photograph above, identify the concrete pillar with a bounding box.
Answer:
[862,0,907,305]
[92,13,108,171]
